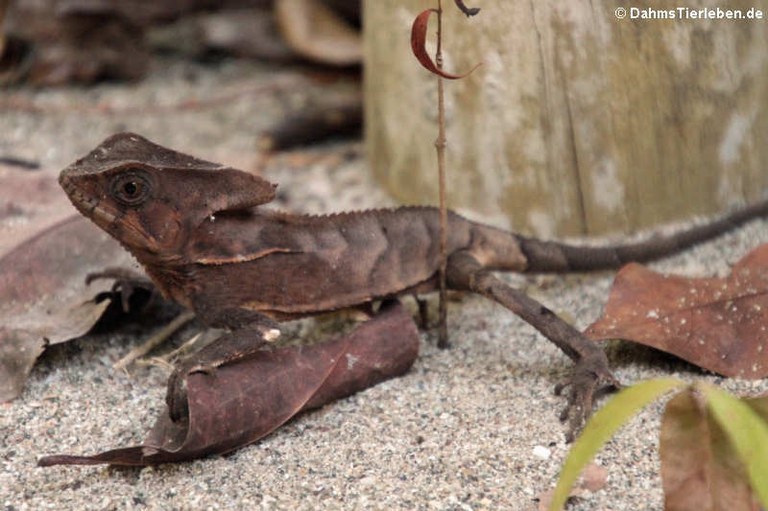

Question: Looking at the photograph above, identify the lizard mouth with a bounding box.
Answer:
[59,176,118,227]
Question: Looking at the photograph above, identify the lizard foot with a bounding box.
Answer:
[554,353,621,443]
[86,267,156,312]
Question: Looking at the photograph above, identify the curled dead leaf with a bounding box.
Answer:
[38,300,419,466]
[410,9,481,80]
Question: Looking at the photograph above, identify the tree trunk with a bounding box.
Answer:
[364,0,768,237]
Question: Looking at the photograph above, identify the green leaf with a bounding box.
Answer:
[549,378,687,511]
[744,393,768,421]
[701,384,768,507]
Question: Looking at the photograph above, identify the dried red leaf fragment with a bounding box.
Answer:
[410,9,480,80]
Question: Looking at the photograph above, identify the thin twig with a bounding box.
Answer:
[133,356,176,372]
[134,331,205,372]
[0,155,40,170]
[435,0,449,349]
[156,331,205,363]
[113,311,196,371]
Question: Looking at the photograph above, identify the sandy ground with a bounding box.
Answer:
[2,57,768,510]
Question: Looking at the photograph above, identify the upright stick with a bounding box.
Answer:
[435,0,449,348]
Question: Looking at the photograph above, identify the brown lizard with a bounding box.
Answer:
[59,132,768,440]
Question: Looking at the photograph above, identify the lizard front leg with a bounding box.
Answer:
[85,267,156,312]
[166,309,280,422]
[446,250,619,441]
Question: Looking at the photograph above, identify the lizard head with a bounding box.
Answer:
[59,132,277,262]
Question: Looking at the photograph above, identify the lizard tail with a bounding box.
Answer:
[517,197,768,272]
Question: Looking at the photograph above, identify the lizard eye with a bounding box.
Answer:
[111,172,151,206]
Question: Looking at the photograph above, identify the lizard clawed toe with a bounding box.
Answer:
[555,354,621,442]
[86,268,156,312]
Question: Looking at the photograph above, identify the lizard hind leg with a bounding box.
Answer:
[445,250,620,441]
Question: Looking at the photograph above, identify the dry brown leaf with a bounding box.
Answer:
[660,389,761,511]
[38,300,419,466]
[0,215,140,401]
[586,244,768,378]
[0,169,72,257]
[275,0,361,66]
